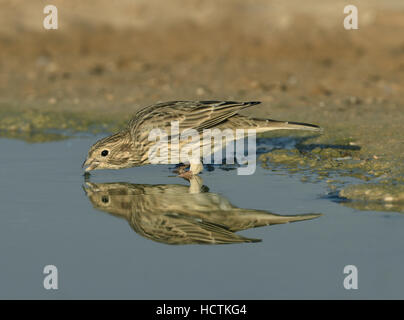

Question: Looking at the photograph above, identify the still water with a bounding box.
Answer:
[0,136,403,299]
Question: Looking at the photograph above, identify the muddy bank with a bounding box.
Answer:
[0,0,403,211]
[258,137,404,212]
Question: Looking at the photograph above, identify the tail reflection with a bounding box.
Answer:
[84,176,321,245]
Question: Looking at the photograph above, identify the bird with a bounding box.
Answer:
[84,176,321,245]
[82,101,321,177]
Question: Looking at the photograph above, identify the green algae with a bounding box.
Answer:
[0,130,69,143]
[259,146,372,180]
[338,183,404,213]
[258,134,404,213]
[340,200,404,213]
[339,184,404,203]
[0,107,127,142]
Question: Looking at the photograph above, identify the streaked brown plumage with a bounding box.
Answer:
[84,176,321,245]
[83,101,321,174]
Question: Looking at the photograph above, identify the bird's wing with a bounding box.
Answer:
[130,213,261,245]
[129,101,261,139]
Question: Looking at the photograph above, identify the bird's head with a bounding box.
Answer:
[83,182,134,218]
[82,130,133,171]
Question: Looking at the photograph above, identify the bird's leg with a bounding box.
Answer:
[190,162,203,175]
[188,176,203,194]
[177,164,193,180]
[178,162,203,180]
[179,170,194,180]
[179,162,203,180]
[173,163,189,174]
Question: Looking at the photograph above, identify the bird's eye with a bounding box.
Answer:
[101,150,109,157]
[101,196,109,203]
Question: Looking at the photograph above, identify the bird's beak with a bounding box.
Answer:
[82,158,99,171]
[83,182,97,194]
[82,183,100,200]
[81,184,89,196]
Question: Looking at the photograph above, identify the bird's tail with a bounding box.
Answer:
[260,119,322,132]
[227,115,322,132]
[229,211,322,231]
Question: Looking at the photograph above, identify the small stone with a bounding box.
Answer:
[196,87,206,96]
[90,64,105,75]
[249,81,260,89]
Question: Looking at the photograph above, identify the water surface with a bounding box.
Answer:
[0,137,403,299]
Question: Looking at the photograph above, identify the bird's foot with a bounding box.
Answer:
[173,164,189,174]
[179,170,194,180]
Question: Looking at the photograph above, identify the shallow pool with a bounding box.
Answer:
[0,136,403,299]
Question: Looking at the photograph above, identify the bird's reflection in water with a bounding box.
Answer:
[84,176,321,245]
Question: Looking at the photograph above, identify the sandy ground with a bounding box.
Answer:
[0,0,403,209]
